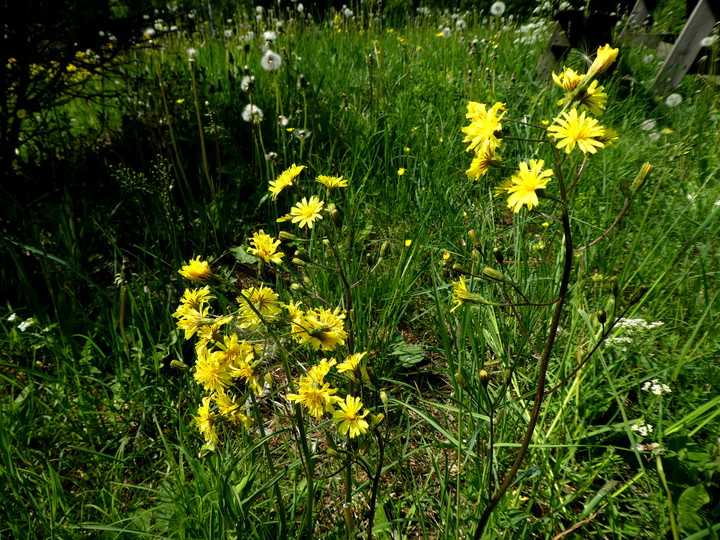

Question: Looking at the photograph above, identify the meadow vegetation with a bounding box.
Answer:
[2,1,720,538]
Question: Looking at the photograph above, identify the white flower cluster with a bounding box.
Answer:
[642,378,671,395]
[631,422,653,438]
[604,335,633,351]
[7,313,36,332]
[615,318,664,333]
[605,318,663,352]
[513,19,551,46]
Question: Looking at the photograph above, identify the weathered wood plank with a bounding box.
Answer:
[652,0,717,93]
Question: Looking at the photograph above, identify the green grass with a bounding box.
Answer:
[2,4,720,539]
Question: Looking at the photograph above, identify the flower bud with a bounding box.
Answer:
[278,231,297,241]
[596,310,607,324]
[378,241,388,258]
[483,267,505,281]
[632,163,654,195]
[452,263,471,275]
[302,276,312,287]
[290,282,302,291]
[479,369,489,388]
[380,390,389,405]
[291,258,305,266]
[629,285,648,305]
[493,247,504,265]
[468,229,480,250]
[170,359,189,371]
[503,367,512,384]
[370,412,384,426]
[454,371,470,390]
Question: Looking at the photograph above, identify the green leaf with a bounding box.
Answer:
[229,245,257,264]
[678,484,710,533]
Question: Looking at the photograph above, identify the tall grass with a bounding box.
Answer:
[2,4,719,539]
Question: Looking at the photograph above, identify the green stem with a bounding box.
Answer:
[473,169,574,539]
[656,455,680,540]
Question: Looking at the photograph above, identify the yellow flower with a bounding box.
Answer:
[196,315,232,349]
[462,101,506,153]
[503,159,554,213]
[404,239,412,247]
[174,305,211,340]
[268,164,305,200]
[237,285,282,330]
[292,306,348,351]
[558,79,607,116]
[194,345,234,393]
[552,67,584,92]
[175,286,213,312]
[333,395,369,438]
[316,175,348,190]
[587,44,619,79]
[195,396,219,445]
[176,98,185,104]
[397,168,406,176]
[547,108,605,155]
[230,351,264,396]
[287,376,342,418]
[179,257,212,281]
[213,391,253,428]
[280,196,325,229]
[466,142,498,180]
[307,358,337,383]
[337,352,368,382]
[247,229,284,265]
[451,276,493,311]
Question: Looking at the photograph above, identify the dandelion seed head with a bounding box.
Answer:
[665,93,682,107]
[490,2,506,16]
[639,119,656,131]
[242,103,263,123]
[261,49,282,71]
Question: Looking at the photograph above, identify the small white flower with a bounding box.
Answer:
[665,93,682,107]
[643,54,655,63]
[293,128,312,140]
[342,6,353,17]
[639,119,656,131]
[7,313,19,323]
[256,5,264,14]
[490,2,506,16]
[642,378,672,395]
[278,115,290,127]
[242,104,263,124]
[631,422,653,438]
[297,3,304,13]
[144,28,156,37]
[18,318,36,332]
[261,49,282,71]
[187,48,199,61]
[701,35,717,47]
[455,19,467,31]
[714,200,720,206]
[223,29,232,38]
[263,30,277,42]
[440,26,451,38]
[648,132,661,141]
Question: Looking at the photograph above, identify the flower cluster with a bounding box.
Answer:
[287,356,371,438]
[459,44,617,218]
[642,378,672,395]
[174,161,381,447]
